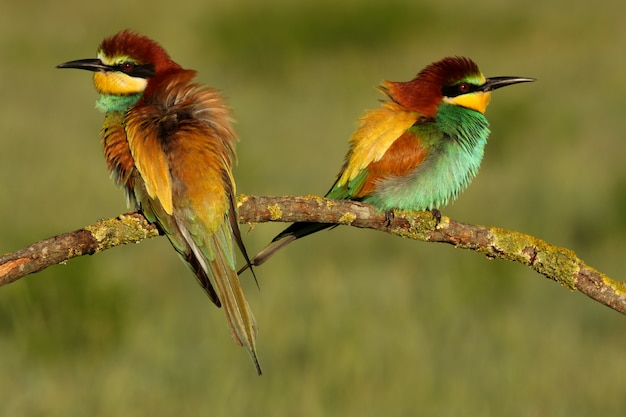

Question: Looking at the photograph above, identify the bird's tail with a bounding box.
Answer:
[207,235,262,375]
[238,222,334,274]
[140,191,261,373]
[177,221,261,375]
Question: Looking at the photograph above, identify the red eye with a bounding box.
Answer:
[458,82,470,92]
[120,62,135,72]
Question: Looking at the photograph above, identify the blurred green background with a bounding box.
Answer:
[1,0,626,415]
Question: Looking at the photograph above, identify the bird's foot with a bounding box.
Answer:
[383,209,395,227]
[430,208,442,226]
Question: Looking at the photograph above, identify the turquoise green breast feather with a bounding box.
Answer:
[96,93,143,113]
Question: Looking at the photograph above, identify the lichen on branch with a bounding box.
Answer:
[1,195,624,315]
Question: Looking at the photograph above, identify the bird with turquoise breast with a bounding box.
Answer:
[246,57,534,268]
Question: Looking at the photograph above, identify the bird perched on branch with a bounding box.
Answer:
[245,56,534,269]
[58,30,261,374]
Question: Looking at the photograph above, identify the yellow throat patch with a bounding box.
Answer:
[93,71,147,95]
[92,52,148,95]
[444,91,492,114]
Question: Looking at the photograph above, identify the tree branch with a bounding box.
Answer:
[2,195,625,315]
[0,213,159,286]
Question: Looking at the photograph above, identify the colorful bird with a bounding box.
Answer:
[246,57,534,268]
[57,30,261,374]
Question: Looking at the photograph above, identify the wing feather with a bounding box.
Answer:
[125,111,174,214]
[338,100,419,185]
[329,104,426,200]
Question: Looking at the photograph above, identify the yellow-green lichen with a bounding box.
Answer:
[390,209,440,241]
[338,212,356,225]
[236,194,250,208]
[267,204,282,220]
[534,248,579,290]
[489,227,533,258]
[603,276,626,297]
[302,194,326,204]
[85,214,158,252]
[491,227,579,290]
[85,219,116,243]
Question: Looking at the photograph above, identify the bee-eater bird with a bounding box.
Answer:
[246,56,534,268]
[57,30,261,374]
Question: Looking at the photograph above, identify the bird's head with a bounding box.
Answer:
[382,56,534,116]
[57,30,182,96]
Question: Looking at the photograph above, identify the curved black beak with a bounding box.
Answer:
[482,76,535,92]
[56,58,109,72]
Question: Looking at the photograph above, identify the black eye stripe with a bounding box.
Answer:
[441,82,481,98]
[113,62,156,79]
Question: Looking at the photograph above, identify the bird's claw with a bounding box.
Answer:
[430,208,442,226]
[384,209,395,227]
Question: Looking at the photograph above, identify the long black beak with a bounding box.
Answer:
[56,58,109,72]
[482,76,535,92]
